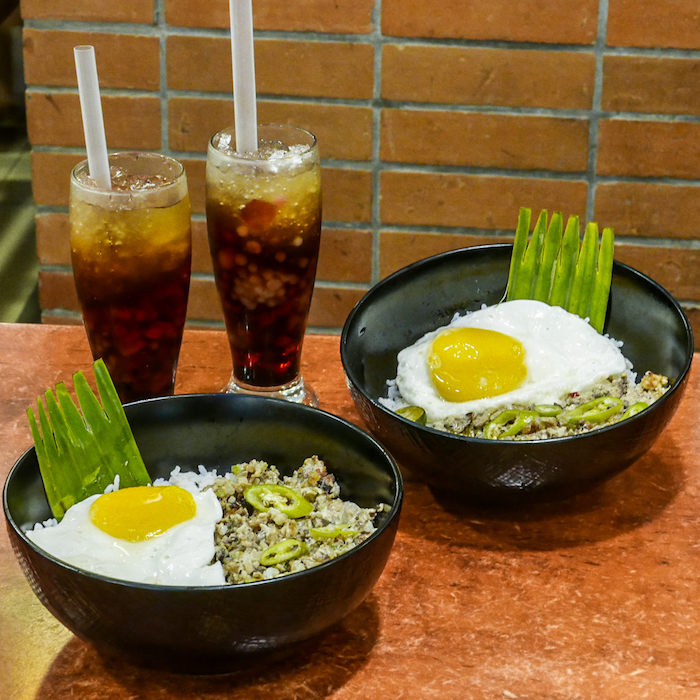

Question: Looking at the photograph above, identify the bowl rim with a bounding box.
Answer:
[3,392,404,592]
[340,243,695,447]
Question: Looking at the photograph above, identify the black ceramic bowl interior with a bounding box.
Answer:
[4,394,402,673]
[341,244,693,505]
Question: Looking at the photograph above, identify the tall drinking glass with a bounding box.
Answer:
[205,124,322,406]
[70,152,192,403]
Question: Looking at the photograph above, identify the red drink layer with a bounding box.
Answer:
[73,255,191,402]
[207,196,321,387]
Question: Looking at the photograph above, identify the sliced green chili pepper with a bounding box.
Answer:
[621,401,648,420]
[244,484,313,518]
[500,410,538,438]
[484,410,519,440]
[566,396,623,425]
[396,405,427,425]
[484,410,538,440]
[310,525,359,540]
[534,404,562,417]
[260,539,309,566]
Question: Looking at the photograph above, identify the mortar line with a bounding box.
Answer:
[33,140,700,187]
[35,195,700,250]
[30,17,700,56]
[585,0,610,222]
[369,0,383,286]
[27,80,700,126]
[155,0,170,155]
[26,80,700,128]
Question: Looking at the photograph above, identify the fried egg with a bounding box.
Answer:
[393,299,629,422]
[27,479,225,586]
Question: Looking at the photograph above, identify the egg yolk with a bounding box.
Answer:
[428,327,527,402]
[89,485,197,542]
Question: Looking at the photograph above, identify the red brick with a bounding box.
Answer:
[317,229,373,283]
[26,92,162,150]
[191,220,211,274]
[164,0,374,33]
[602,56,700,115]
[381,0,598,44]
[168,97,372,161]
[615,244,700,301]
[181,159,206,214]
[31,152,83,206]
[168,98,224,154]
[381,109,589,172]
[308,286,368,328]
[382,45,595,110]
[186,278,223,321]
[595,182,700,240]
[166,35,229,92]
[321,169,373,224]
[380,231,506,278]
[597,120,700,179]
[607,0,700,49]
[36,213,70,265]
[167,36,374,100]
[21,0,153,22]
[380,171,588,229]
[682,308,700,350]
[23,30,160,90]
[39,270,79,313]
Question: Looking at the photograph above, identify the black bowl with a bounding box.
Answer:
[340,244,693,505]
[3,394,402,673]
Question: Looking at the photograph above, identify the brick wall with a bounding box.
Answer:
[20,0,700,342]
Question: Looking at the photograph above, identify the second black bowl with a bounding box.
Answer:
[341,244,693,504]
[4,394,403,673]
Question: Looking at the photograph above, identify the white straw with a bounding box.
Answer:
[229,0,258,153]
[73,45,111,189]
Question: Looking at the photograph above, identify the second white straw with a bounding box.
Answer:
[229,0,258,153]
[74,45,111,189]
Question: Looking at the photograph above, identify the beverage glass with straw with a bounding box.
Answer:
[70,46,192,403]
[206,124,322,405]
[204,0,321,405]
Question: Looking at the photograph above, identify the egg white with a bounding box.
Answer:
[393,299,629,422]
[27,483,226,586]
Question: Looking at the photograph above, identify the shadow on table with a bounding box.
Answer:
[398,434,685,552]
[33,596,380,699]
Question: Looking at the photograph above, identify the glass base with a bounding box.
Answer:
[223,374,318,407]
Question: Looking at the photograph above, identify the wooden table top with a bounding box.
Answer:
[2,322,700,699]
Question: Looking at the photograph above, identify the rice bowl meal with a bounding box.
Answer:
[380,298,670,441]
[340,221,693,502]
[5,390,402,670]
[26,456,387,587]
[375,208,674,443]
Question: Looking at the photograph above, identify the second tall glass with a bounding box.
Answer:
[205,123,322,405]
